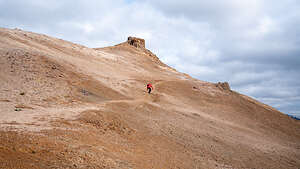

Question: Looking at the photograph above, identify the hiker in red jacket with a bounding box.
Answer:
[147,83,153,94]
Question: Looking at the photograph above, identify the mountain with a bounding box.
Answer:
[0,27,300,169]
[289,115,300,121]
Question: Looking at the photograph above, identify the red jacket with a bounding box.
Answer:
[147,83,153,89]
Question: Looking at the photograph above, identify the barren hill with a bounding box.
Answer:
[0,27,299,169]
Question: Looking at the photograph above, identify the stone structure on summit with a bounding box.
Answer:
[127,36,145,48]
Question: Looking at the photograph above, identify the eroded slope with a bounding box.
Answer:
[1,28,300,169]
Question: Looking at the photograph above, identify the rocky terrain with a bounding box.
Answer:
[0,27,300,169]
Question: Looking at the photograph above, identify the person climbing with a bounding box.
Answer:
[146,83,153,94]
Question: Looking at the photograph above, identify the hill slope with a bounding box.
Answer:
[0,28,300,169]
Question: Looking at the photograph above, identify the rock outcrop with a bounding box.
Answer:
[110,36,170,68]
[127,36,145,48]
[216,82,231,91]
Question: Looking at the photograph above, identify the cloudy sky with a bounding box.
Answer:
[1,0,299,118]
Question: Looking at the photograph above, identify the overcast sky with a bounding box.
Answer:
[1,0,299,117]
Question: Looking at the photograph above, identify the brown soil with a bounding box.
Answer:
[0,27,300,169]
